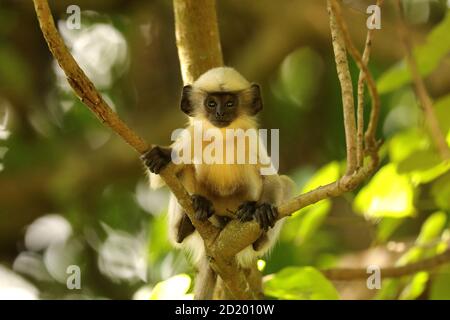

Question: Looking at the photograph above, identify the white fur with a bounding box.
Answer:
[193,67,251,92]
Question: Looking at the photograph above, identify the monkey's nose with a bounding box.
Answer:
[216,111,225,117]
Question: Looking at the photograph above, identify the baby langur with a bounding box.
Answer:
[142,67,294,299]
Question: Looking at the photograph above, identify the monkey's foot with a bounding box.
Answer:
[255,203,278,231]
[238,202,277,231]
[236,201,257,222]
[192,194,214,221]
[141,146,172,174]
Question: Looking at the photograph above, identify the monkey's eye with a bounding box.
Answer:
[226,101,234,108]
[207,100,217,108]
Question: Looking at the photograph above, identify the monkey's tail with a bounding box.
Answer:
[194,256,217,300]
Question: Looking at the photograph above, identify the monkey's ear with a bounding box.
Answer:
[249,84,263,115]
[180,85,194,116]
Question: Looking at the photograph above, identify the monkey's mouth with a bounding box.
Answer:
[211,119,232,127]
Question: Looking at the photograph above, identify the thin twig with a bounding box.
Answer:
[329,0,381,158]
[321,248,450,281]
[394,0,450,160]
[356,0,384,167]
[32,0,220,248]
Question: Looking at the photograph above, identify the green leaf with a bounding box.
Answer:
[377,10,450,94]
[292,200,332,244]
[149,274,192,300]
[388,129,428,163]
[274,47,324,109]
[376,217,405,243]
[397,149,450,184]
[399,272,429,300]
[301,161,340,194]
[416,211,447,245]
[374,279,401,300]
[354,164,415,219]
[264,266,339,300]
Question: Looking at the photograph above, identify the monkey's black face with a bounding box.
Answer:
[203,93,239,128]
[180,84,263,126]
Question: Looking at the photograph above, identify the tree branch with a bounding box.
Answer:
[321,248,450,281]
[327,0,357,175]
[394,0,450,161]
[32,0,220,253]
[211,0,382,263]
[356,0,384,167]
[174,0,224,83]
[329,0,381,158]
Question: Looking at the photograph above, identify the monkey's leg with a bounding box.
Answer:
[191,194,215,221]
[176,213,195,243]
[194,256,217,300]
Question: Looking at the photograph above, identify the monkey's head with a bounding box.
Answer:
[180,67,263,128]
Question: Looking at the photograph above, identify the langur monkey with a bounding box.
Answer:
[142,67,294,299]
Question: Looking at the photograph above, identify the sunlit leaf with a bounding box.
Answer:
[416,211,447,245]
[257,259,266,272]
[264,267,339,300]
[301,161,340,194]
[149,274,192,300]
[388,129,428,163]
[374,279,401,300]
[397,149,450,184]
[399,271,429,300]
[377,10,450,94]
[354,164,415,219]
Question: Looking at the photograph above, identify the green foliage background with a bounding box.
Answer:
[0,0,449,300]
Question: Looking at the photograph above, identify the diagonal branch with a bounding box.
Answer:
[32,0,219,249]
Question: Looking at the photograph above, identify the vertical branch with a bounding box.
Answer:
[173,0,224,83]
[395,0,450,160]
[356,0,383,167]
[329,0,381,159]
[327,0,357,175]
[173,0,258,300]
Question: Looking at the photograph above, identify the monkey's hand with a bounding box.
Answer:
[141,146,172,174]
[192,194,215,221]
[237,201,277,231]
